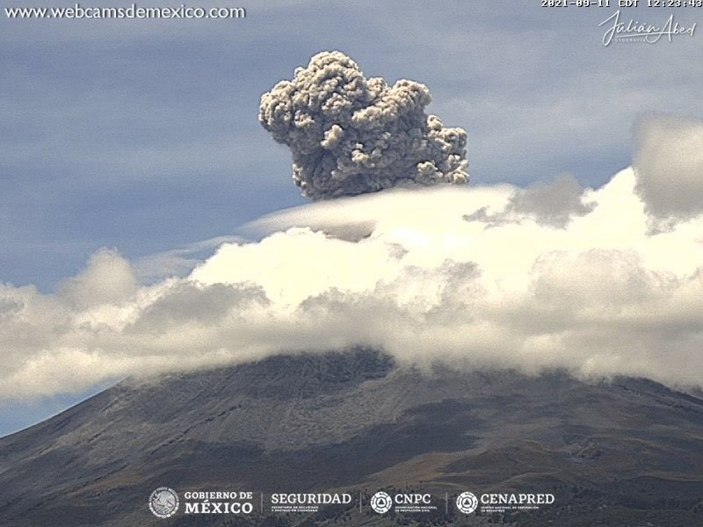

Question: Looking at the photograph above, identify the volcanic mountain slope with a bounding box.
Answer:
[1,349,703,526]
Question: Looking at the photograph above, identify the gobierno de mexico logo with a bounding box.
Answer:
[149,487,179,518]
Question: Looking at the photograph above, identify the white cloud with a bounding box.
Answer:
[634,114,703,222]
[1,166,703,401]
[58,248,138,308]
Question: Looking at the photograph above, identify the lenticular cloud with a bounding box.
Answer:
[259,51,469,199]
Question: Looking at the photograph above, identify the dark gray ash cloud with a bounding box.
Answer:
[508,175,595,227]
[259,51,469,200]
[462,175,594,228]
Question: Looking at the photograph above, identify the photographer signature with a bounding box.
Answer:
[599,10,696,46]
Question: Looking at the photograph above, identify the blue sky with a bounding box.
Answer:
[1,0,703,436]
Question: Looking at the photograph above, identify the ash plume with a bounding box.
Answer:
[259,51,469,199]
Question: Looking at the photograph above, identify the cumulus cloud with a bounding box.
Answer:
[58,248,137,308]
[259,51,468,199]
[634,114,703,222]
[2,166,703,401]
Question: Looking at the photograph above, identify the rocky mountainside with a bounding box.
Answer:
[1,349,702,526]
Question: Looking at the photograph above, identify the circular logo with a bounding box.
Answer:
[456,491,478,514]
[149,487,179,518]
[370,491,393,514]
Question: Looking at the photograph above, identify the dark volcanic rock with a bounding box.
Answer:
[1,349,702,526]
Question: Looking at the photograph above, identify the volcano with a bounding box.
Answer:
[1,349,702,526]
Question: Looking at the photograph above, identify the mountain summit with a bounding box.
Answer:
[1,349,702,526]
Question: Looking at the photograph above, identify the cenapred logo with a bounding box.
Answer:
[456,491,478,514]
[370,491,393,514]
[149,487,179,518]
